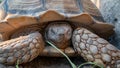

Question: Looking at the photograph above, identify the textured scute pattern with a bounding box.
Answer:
[0,0,103,21]
[72,28,120,67]
[0,32,44,65]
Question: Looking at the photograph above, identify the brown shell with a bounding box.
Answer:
[0,0,103,21]
[0,0,116,66]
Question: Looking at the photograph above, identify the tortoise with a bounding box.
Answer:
[0,0,119,68]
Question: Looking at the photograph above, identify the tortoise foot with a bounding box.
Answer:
[72,28,120,67]
[0,32,44,65]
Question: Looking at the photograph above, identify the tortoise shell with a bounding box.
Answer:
[0,0,103,21]
[0,0,114,40]
[0,0,119,68]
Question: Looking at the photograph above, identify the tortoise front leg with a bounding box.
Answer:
[72,28,120,68]
[0,32,44,65]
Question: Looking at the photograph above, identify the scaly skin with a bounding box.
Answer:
[72,28,120,68]
[0,32,44,65]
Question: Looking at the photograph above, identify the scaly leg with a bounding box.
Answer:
[0,32,44,65]
[72,28,120,68]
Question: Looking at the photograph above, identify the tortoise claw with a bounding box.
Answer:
[72,28,120,67]
[0,32,44,65]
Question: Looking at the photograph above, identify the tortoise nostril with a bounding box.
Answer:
[114,18,118,22]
